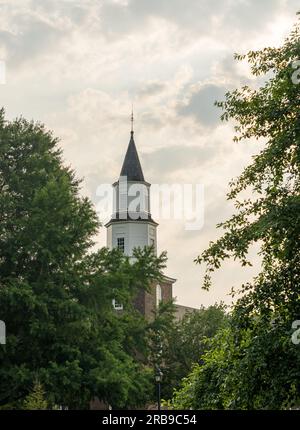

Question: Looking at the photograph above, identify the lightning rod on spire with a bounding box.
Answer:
[131,104,134,134]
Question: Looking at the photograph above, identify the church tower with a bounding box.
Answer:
[105,113,176,318]
[105,112,158,256]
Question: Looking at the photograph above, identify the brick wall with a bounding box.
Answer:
[134,280,173,320]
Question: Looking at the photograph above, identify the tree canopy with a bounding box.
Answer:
[170,14,300,410]
[158,304,228,401]
[0,110,166,409]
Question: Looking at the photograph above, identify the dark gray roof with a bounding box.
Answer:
[120,131,145,181]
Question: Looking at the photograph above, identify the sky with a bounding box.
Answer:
[0,0,299,308]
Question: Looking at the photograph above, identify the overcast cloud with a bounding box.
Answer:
[0,0,299,308]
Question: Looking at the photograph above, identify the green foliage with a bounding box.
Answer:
[150,303,228,401]
[0,110,166,409]
[170,321,300,410]
[173,14,300,409]
[22,381,48,410]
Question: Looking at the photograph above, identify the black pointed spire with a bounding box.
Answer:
[120,111,145,182]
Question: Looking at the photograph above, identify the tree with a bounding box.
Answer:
[0,110,166,409]
[171,14,300,409]
[149,303,228,401]
[167,304,229,401]
[22,381,48,410]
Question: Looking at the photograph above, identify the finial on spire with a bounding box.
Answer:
[131,104,134,134]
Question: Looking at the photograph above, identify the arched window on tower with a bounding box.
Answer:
[156,284,162,308]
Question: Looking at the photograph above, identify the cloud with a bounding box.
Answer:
[137,81,167,98]
[0,0,298,308]
[0,20,63,66]
[144,145,212,174]
[100,0,286,41]
[178,83,226,127]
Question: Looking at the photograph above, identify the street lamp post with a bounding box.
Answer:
[155,367,163,411]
